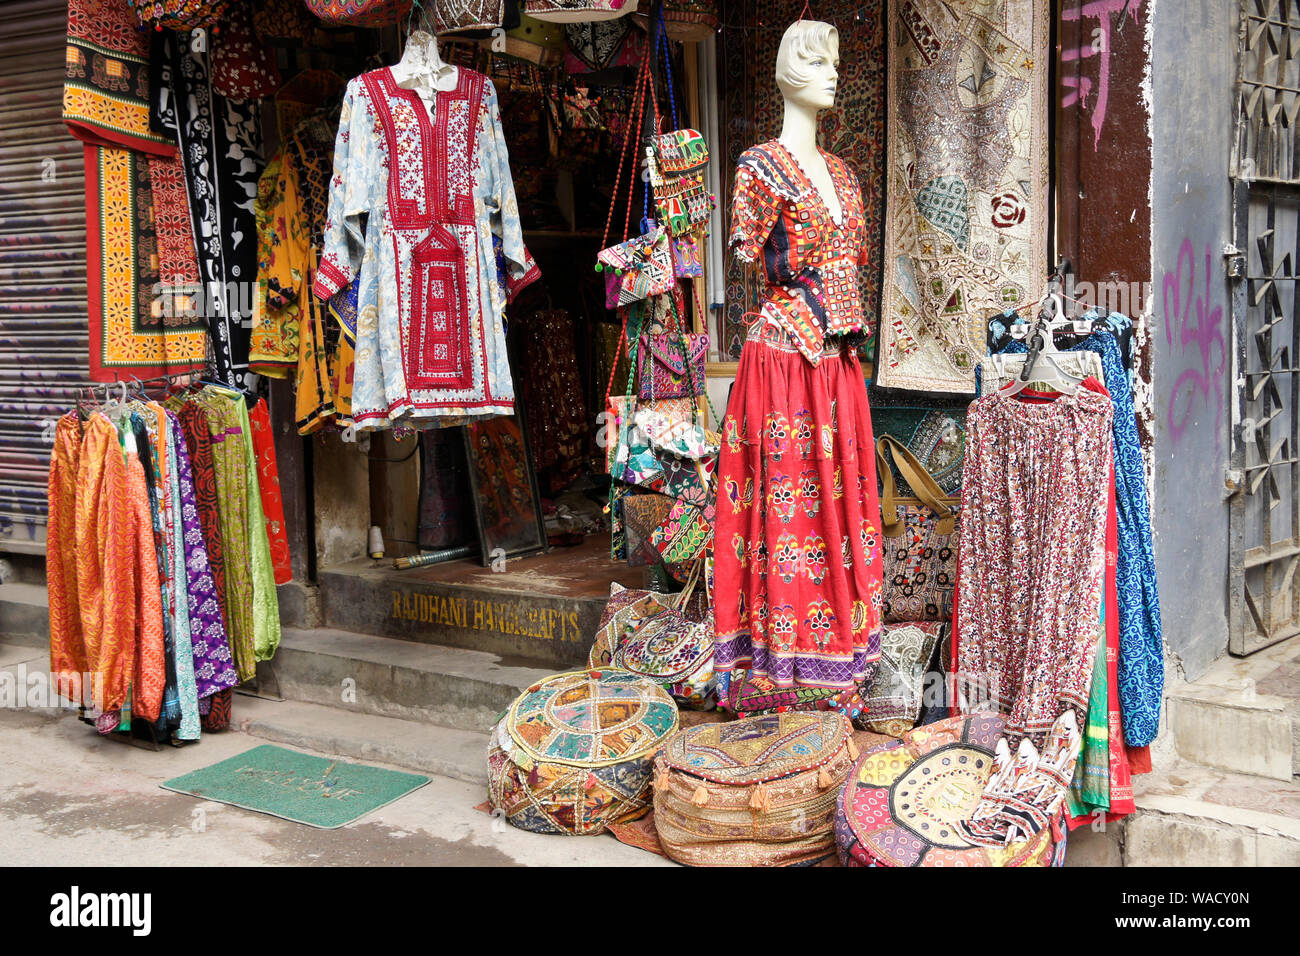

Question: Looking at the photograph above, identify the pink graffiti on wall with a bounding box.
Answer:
[1061,0,1144,150]
[1163,238,1226,445]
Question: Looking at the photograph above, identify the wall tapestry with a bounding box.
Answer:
[876,0,1048,393]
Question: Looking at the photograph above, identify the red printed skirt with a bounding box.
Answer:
[713,321,885,690]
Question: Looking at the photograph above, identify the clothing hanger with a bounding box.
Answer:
[999,326,1085,398]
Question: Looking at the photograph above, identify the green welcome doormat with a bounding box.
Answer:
[161,744,431,829]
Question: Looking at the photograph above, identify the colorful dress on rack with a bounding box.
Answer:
[953,382,1114,845]
[981,324,1163,747]
[314,66,540,431]
[713,140,885,696]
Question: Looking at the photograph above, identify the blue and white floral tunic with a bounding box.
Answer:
[314,66,539,431]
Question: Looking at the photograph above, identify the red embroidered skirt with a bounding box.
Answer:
[713,321,884,689]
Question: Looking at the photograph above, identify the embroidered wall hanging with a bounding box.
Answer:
[876,0,1049,393]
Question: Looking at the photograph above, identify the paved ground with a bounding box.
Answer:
[0,706,673,867]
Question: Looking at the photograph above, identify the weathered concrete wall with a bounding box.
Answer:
[313,431,372,570]
[1149,0,1237,679]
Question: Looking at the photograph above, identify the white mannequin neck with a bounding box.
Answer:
[777,100,841,224]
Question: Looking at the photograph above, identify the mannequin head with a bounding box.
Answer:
[775,20,840,112]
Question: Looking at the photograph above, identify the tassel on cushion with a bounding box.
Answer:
[692,785,709,807]
[584,772,598,791]
[818,766,834,789]
[847,738,859,761]
[749,783,770,813]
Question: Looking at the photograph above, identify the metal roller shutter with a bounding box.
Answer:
[0,0,87,555]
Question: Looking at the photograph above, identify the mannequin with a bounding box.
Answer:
[712,20,885,717]
[775,20,842,223]
[390,29,459,102]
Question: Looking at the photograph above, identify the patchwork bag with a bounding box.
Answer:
[588,582,677,666]
[648,128,714,238]
[613,561,715,705]
[650,496,713,564]
[652,711,858,866]
[637,331,708,399]
[721,670,867,724]
[878,434,960,623]
[862,622,945,737]
[304,0,414,27]
[597,226,675,308]
[834,714,1055,867]
[487,668,679,835]
[621,490,675,567]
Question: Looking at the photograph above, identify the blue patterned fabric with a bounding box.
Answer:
[978,314,1163,745]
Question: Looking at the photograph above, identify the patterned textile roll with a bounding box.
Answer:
[834,714,1054,867]
[487,669,678,835]
[652,711,855,866]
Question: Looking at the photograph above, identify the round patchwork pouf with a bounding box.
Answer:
[653,711,857,866]
[834,713,1054,867]
[487,668,679,835]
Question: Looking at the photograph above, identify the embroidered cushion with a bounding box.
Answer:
[487,668,679,835]
[525,0,638,23]
[834,714,1054,867]
[652,711,857,866]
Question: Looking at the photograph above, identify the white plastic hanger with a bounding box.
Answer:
[997,288,1084,397]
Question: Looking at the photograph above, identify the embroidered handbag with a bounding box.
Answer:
[304,0,414,27]
[525,0,637,22]
[648,128,714,238]
[613,561,715,705]
[877,434,960,624]
[434,0,505,33]
[487,668,678,835]
[652,711,858,866]
[721,670,868,723]
[622,490,675,567]
[834,714,1055,867]
[603,394,696,475]
[650,496,712,564]
[637,331,708,399]
[870,405,967,497]
[861,621,945,737]
[588,582,677,666]
[597,226,675,309]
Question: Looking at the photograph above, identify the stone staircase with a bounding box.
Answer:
[1068,635,1300,866]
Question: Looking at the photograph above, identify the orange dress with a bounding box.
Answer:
[125,429,166,723]
[47,414,86,705]
[75,414,137,714]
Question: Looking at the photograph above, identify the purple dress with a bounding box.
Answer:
[169,412,240,699]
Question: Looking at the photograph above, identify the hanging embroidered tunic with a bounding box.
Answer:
[314,66,540,431]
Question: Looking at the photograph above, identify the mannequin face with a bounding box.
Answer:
[775,21,840,113]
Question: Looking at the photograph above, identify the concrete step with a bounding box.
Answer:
[232,694,490,785]
[1166,635,1300,781]
[1119,760,1300,866]
[0,582,50,649]
[268,626,555,734]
